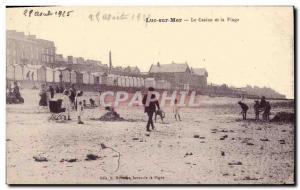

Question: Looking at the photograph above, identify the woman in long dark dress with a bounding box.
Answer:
[39,84,48,107]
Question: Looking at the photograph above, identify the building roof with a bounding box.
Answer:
[149,62,190,73]
[191,68,208,76]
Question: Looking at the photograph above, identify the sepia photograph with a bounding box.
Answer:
[5,6,295,185]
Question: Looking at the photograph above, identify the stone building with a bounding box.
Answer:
[6,30,55,66]
[148,62,208,90]
[190,67,208,87]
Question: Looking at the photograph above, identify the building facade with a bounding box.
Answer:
[6,30,56,66]
[148,62,208,90]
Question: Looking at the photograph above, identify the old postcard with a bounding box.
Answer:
[6,6,294,184]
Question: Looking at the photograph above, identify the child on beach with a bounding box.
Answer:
[238,101,248,120]
[254,100,260,121]
[173,99,181,121]
[155,109,165,123]
[61,90,71,120]
[75,91,84,124]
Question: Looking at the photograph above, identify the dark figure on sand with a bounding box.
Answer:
[7,82,24,104]
[48,85,55,99]
[263,101,271,121]
[257,96,272,121]
[254,100,260,121]
[13,82,24,103]
[155,109,165,123]
[260,96,267,110]
[174,99,181,121]
[59,85,64,93]
[39,84,48,107]
[238,101,248,120]
[69,84,77,108]
[142,87,160,132]
[75,91,84,124]
[55,85,60,93]
[89,98,95,107]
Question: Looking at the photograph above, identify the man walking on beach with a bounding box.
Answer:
[142,87,160,132]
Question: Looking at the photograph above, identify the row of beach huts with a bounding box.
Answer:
[6,64,171,89]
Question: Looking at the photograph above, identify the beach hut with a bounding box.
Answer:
[14,64,23,81]
[62,70,71,83]
[140,78,145,87]
[76,72,83,84]
[117,76,122,86]
[132,77,137,87]
[125,76,130,87]
[136,78,140,87]
[129,77,134,87]
[69,70,83,84]
[81,71,90,84]
[6,64,15,80]
[37,65,47,82]
[24,65,45,81]
[23,66,32,80]
[91,72,103,85]
[31,71,37,81]
[120,76,125,87]
[46,67,55,83]
[54,67,70,83]
[106,74,115,86]
[70,70,77,84]
[54,70,61,83]
[89,74,95,84]
[55,67,71,83]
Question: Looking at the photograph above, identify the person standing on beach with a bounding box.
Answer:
[59,85,64,93]
[263,101,271,121]
[238,101,248,120]
[75,91,84,124]
[61,90,71,120]
[142,87,160,132]
[55,85,60,93]
[69,84,76,109]
[12,81,23,103]
[39,84,48,107]
[173,99,181,121]
[48,85,55,99]
[254,100,260,121]
[260,96,267,110]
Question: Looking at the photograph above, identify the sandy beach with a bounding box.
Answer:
[6,89,294,184]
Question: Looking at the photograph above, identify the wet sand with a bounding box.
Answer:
[6,89,294,184]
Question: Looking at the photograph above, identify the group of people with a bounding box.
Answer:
[39,84,85,124]
[238,96,271,121]
[8,82,273,130]
[142,87,273,132]
[6,81,24,104]
[39,84,67,106]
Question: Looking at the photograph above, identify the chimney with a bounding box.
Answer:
[157,62,160,67]
[109,51,112,74]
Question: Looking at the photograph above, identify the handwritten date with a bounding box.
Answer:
[23,9,74,18]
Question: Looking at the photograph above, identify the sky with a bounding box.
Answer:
[6,6,294,98]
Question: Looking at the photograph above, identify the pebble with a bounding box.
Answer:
[33,156,48,162]
[228,161,242,165]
